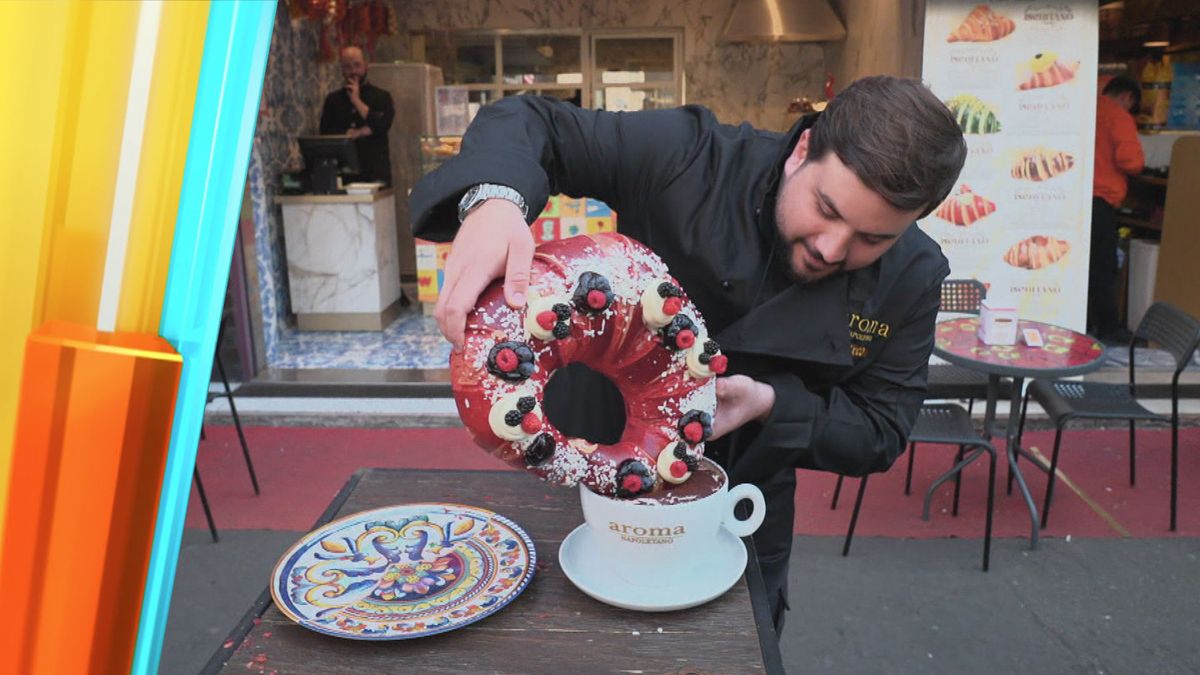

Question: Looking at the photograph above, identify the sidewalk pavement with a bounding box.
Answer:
[162,423,1200,673]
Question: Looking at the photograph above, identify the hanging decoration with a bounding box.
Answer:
[284,0,399,62]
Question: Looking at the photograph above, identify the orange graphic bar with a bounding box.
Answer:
[2,321,182,674]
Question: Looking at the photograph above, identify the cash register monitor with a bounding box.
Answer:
[298,135,361,194]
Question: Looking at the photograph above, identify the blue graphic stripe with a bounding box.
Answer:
[132,3,276,674]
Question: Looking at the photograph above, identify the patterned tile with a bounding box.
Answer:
[273,311,452,369]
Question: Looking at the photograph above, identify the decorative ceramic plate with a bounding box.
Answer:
[271,503,536,640]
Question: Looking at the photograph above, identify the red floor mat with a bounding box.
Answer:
[190,426,1200,538]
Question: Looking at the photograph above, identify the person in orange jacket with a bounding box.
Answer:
[1089,75,1144,343]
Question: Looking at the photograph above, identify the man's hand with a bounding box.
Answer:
[435,199,533,351]
[345,126,371,139]
[346,78,369,118]
[710,375,776,440]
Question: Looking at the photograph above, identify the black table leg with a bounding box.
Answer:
[979,374,1039,549]
[982,373,1000,441]
[1002,376,1039,549]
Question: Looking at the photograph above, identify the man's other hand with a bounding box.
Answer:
[711,375,776,440]
[435,200,533,351]
[345,78,361,102]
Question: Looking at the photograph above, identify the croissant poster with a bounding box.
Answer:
[919,2,1098,331]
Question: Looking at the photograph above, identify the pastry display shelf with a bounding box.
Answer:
[419,135,463,176]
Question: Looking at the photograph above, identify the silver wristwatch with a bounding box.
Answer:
[458,183,529,223]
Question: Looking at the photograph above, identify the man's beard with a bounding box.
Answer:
[772,200,842,284]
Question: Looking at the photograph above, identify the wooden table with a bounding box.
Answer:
[204,468,783,674]
[934,317,1106,549]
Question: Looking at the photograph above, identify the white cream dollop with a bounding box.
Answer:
[524,295,568,341]
[686,337,715,379]
[640,279,678,330]
[656,443,694,484]
[487,392,542,441]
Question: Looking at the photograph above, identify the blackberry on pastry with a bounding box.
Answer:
[657,441,699,484]
[572,271,614,314]
[686,337,728,379]
[678,409,713,445]
[525,295,574,341]
[487,341,537,381]
[640,279,684,330]
[661,314,699,352]
[615,458,656,498]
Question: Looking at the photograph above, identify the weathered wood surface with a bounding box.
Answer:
[219,469,776,674]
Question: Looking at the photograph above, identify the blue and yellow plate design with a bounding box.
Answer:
[271,503,536,640]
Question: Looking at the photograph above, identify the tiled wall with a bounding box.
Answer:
[386,0,827,131]
[248,6,341,366]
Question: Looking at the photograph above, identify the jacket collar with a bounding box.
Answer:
[752,112,821,242]
[715,271,853,368]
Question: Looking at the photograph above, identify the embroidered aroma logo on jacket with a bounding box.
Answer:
[848,313,892,359]
[848,313,891,340]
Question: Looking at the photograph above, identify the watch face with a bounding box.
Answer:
[458,186,481,221]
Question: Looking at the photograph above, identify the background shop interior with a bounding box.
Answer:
[217,0,1200,395]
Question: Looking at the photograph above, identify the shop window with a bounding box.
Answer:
[415,28,684,111]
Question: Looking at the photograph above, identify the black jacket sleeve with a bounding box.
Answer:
[732,271,948,484]
[409,96,714,240]
[364,89,394,137]
[318,92,337,135]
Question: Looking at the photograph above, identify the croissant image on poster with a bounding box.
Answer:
[1003,235,1071,270]
[935,184,997,226]
[946,4,1015,42]
[1018,51,1080,90]
[946,94,1002,134]
[1011,147,1075,181]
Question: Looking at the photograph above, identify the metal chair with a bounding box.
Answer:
[909,278,991,496]
[1016,302,1200,531]
[926,278,989,409]
[193,467,219,542]
[193,323,260,542]
[832,404,997,570]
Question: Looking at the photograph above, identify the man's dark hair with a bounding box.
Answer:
[806,75,967,219]
[1103,75,1141,111]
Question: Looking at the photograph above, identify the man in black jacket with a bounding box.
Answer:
[410,76,966,633]
[318,46,395,185]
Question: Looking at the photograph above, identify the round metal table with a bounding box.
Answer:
[933,317,1106,548]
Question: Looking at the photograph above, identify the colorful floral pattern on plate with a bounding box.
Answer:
[271,503,536,640]
[935,317,1104,372]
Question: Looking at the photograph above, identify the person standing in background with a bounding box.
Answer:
[319,46,395,186]
[1090,75,1144,343]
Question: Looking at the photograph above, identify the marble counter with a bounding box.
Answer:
[277,189,402,331]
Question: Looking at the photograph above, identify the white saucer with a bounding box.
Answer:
[558,523,747,612]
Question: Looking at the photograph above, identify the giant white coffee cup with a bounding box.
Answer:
[578,458,765,587]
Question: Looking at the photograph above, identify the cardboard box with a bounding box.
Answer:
[560,216,586,238]
[533,217,559,242]
[978,298,1019,345]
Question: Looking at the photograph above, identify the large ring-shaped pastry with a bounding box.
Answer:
[450,233,726,498]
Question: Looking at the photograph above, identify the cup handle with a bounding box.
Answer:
[723,483,766,538]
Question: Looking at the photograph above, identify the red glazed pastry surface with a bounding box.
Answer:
[450,233,721,498]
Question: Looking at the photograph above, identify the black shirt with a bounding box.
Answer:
[318,80,395,185]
